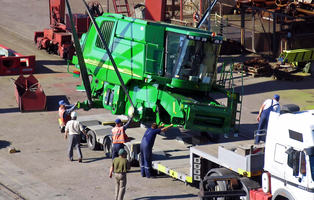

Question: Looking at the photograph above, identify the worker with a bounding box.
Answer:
[58,100,77,133]
[255,94,280,144]
[111,117,132,159]
[64,111,87,162]
[109,148,130,200]
[140,123,173,178]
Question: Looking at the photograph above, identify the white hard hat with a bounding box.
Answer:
[71,111,77,118]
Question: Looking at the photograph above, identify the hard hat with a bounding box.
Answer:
[115,118,122,124]
[274,94,280,101]
[118,148,127,156]
[59,100,65,106]
[71,111,77,118]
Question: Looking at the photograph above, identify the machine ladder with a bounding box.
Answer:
[218,61,244,136]
[112,0,131,17]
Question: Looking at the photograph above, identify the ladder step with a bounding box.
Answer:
[116,5,127,7]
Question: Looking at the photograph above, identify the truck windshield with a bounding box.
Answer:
[165,32,219,83]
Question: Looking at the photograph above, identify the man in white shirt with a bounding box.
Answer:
[65,112,87,162]
[255,94,280,144]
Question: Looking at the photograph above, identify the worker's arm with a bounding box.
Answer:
[64,103,77,115]
[79,123,87,137]
[257,103,265,122]
[109,164,113,178]
[126,160,131,171]
[123,117,133,131]
[64,130,68,140]
[158,123,165,129]
[161,124,173,132]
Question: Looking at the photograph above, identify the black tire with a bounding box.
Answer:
[123,145,132,162]
[87,130,98,150]
[103,136,112,158]
[280,104,300,114]
[203,168,238,200]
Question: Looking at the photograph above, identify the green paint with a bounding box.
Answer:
[73,13,240,134]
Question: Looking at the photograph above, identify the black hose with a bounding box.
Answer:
[81,0,135,109]
[65,0,93,107]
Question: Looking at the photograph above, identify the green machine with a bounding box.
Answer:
[70,9,241,135]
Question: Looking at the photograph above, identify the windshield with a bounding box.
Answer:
[165,32,219,83]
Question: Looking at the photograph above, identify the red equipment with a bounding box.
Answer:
[250,188,272,200]
[0,44,35,76]
[34,0,94,59]
[112,0,131,17]
[145,0,166,21]
[14,74,46,112]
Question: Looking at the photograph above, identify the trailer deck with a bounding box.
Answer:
[77,113,263,184]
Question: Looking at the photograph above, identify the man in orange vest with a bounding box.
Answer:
[111,117,132,159]
[58,100,77,133]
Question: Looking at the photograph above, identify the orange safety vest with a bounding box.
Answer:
[112,126,129,144]
[58,107,71,126]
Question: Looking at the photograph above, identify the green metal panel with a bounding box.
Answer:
[73,13,241,135]
[115,20,146,42]
[279,48,314,63]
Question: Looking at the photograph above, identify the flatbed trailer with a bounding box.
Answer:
[76,111,314,200]
[77,113,262,186]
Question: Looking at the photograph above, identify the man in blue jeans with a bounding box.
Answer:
[140,123,173,178]
[255,94,280,144]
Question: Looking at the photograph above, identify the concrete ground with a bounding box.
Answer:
[0,0,314,200]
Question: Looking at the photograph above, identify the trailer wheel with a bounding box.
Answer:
[87,130,98,150]
[203,168,237,200]
[103,136,112,158]
[123,145,132,162]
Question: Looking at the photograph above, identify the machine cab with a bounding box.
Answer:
[164,29,222,91]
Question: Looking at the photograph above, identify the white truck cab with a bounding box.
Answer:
[264,110,314,200]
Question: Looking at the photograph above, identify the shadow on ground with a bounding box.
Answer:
[0,95,69,113]
[35,60,67,74]
[133,193,197,200]
[46,95,70,111]
[235,77,314,96]
[0,107,19,114]
[82,156,107,163]
[0,140,11,149]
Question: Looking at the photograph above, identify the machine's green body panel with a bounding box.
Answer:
[73,13,240,134]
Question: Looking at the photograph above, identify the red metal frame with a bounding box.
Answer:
[35,0,90,60]
[0,44,35,76]
[14,74,46,112]
[112,0,131,17]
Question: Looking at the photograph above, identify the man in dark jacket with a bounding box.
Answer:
[140,123,173,178]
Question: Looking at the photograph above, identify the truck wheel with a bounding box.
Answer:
[103,137,112,158]
[272,189,295,200]
[87,130,98,150]
[123,145,132,162]
[203,168,237,200]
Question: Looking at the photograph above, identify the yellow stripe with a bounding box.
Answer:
[85,59,141,78]
[169,170,178,178]
[173,102,176,114]
[157,164,166,173]
[156,164,192,183]
[186,176,193,183]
